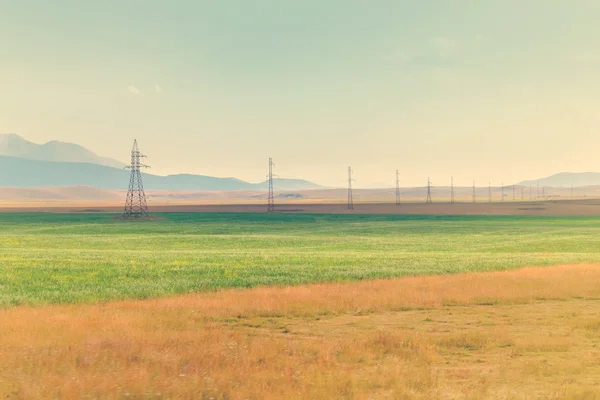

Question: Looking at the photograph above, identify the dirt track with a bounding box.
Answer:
[3,199,600,216]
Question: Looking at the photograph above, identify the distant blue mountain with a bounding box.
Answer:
[0,155,322,191]
[0,134,322,190]
[0,133,125,168]
[518,172,600,188]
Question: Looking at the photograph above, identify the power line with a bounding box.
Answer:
[123,139,150,218]
[395,170,401,206]
[348,166,354,210]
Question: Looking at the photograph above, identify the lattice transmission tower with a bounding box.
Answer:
[426,177,432,204]
[348,166,354,210]
[123,139,150,218]
[529,184,532,199]
[395,170,401,206]
[450,176,455,204]
[267,158,278,212]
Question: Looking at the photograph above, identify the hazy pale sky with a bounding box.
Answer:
[1,1,600,187]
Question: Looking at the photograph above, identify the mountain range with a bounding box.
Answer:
[518,172,600,188]
[0,133,125,168]
[3,133,600,191]
[0,134,322,191]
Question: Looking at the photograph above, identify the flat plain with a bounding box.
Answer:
[3,212,600,306]
[4,198,600,215]
[2,211,600,399]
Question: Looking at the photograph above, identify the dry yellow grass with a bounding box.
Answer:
[2,264,600,399]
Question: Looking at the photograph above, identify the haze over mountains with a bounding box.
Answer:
[3,134,600,192]
[0,134,321,191]
[0,133,125,169]
[517,173,600,188]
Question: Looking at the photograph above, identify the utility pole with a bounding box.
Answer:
[451,176,455,204]
[488,181,491,203]
[123,139,150,218]
[348,166,354,210]
[521,186,524,200]
[395,170,401,206]
[542,186,545,199]
[571,184,574,199]
[267,158,277,212]
[529,184,532,200]
[501,181,504,201]
[426,177,432,204]
[472,180,476,203]
[537,182,540,198]
[512,185,515,201]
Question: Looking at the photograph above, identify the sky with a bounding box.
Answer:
[1,1,600,188]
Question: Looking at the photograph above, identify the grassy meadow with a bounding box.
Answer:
[2,212,600,306]
[2,212,600,398]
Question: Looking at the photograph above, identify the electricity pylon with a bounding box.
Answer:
[395,170,401,206]
[123,139,150,218]
[529,184,532,199]
[348,166,355,210]
[267,158,278,212]
[426,177,432,204]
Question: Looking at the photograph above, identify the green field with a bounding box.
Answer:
[2,212,600,306]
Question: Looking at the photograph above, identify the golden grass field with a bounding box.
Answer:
[2,264,600,399]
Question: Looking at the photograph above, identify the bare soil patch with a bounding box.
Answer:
[3,198,600,216]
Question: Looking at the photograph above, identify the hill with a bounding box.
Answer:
[0,155,322,191]
[518,172,600,187]
[0,133,125,168]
